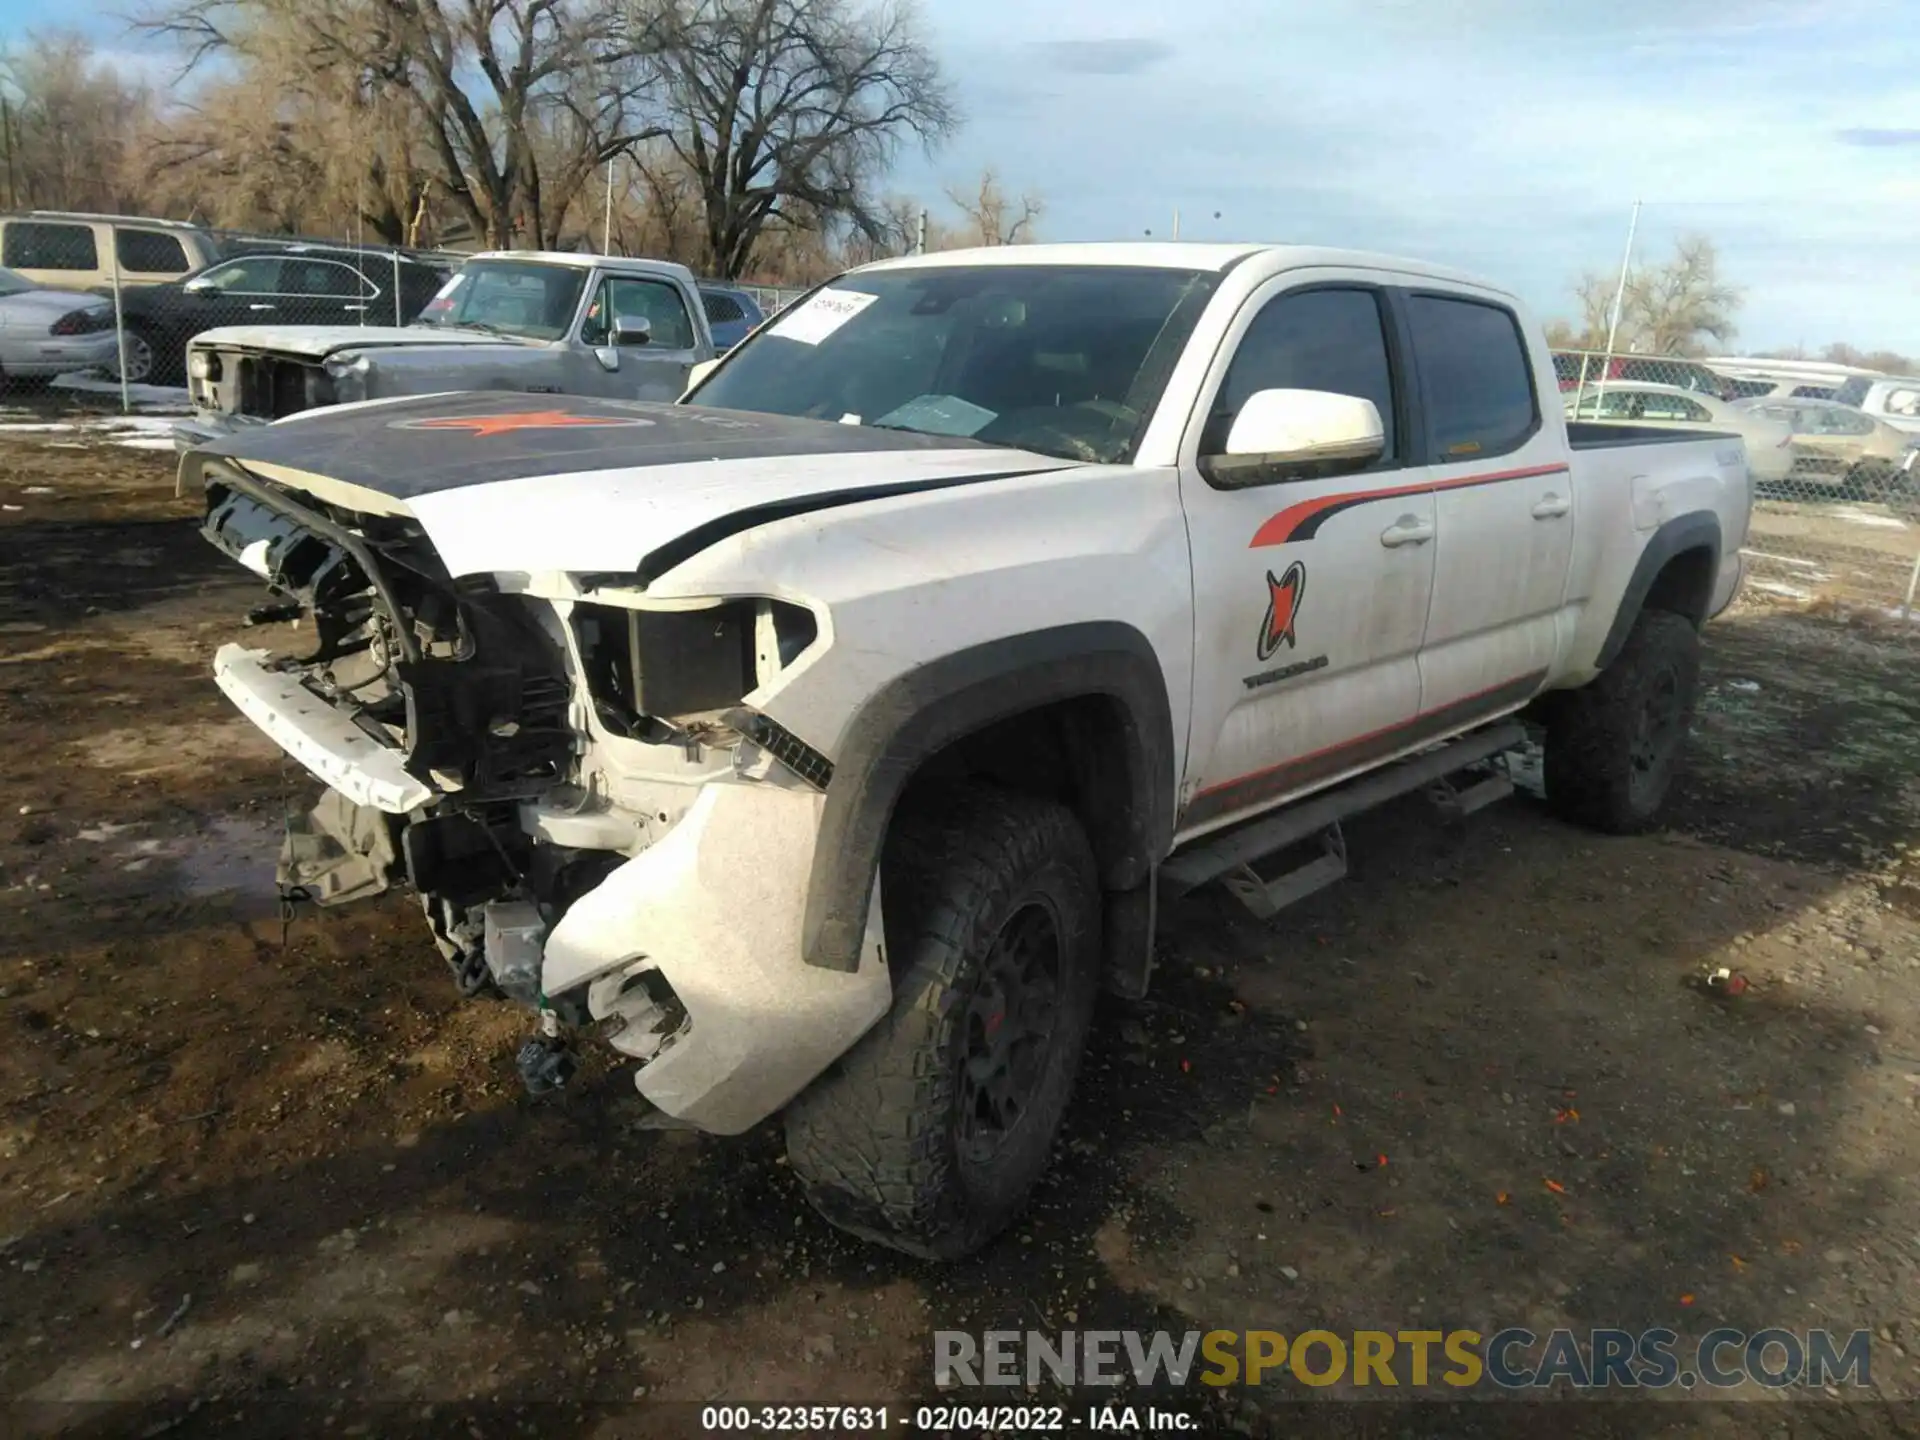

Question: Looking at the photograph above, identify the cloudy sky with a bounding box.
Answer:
[892,0,1920,354]
[10,0,1918,353]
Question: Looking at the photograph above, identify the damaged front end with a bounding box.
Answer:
[196,458,887,1131]
[202,466,585,987]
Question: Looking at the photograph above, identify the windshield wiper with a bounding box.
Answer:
[448,320,509,337]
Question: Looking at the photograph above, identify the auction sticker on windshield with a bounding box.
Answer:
[769,289,878,345]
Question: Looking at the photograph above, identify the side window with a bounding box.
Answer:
[1885,388,1920,419]
[115,228,189,274]
[703,291,746,324]
[1204,287,1397,461]
[2,221,98,271]
[580,276,697,349]
[284,260,370,297]
[196,257,286,292]
[1406,294,1537,460]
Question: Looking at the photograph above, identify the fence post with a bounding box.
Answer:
[1902,543,1920,622]
[392,251,402,326]
[109,243,130,417]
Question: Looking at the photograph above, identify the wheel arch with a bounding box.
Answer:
[800,621,1178,974]
[1593,511,1722,672]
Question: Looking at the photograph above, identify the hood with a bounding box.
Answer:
[189,324,540,360]
[182,390,1078,582]
[1,289,110,327]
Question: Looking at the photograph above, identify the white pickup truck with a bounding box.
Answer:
[180,242,1750,1259]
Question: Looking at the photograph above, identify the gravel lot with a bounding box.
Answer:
[4,431,1920,1438]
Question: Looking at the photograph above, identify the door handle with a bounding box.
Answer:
[247,304,276,312]
[1532,493,1571,519]
[1379,515,1435,547]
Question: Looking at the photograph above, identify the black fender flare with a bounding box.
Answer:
[801,621,1178,974]
[1593,510,1722,671]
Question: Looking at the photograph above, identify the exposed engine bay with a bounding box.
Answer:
[198,461,833,1100]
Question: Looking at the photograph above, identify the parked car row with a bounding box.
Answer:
[1561,380,1918,499]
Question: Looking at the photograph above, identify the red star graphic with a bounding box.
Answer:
[1258,561,1306,661]
[397,409,650,438]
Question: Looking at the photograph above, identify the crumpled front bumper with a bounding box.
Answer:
[209,639,890,1135]
[540,777,892,1135]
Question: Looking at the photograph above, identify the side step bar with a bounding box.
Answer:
[1160,720,1527,917]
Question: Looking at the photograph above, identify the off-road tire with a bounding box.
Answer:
[784,785,1101,1260]
[1543,608,1701,835]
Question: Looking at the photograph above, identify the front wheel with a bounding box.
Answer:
[1543,608,1701,835]
[784,785,1101,1260]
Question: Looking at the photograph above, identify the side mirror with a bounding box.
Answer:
[183,279,213,296]
[611,314,652,347]
[1200,388,1385,489]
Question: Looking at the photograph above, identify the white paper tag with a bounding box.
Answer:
[768,289,878,345]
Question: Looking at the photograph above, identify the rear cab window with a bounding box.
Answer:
[1404,293,1538,461]
[3,220,99,272]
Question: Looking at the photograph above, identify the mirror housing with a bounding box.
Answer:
[612,314,652,347]
[183,278,213,296]
[1200,388,1386,489]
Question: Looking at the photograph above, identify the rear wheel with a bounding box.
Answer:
[1543,608,1701,835]
[784,785,1101,1259]
[114,324,174,386]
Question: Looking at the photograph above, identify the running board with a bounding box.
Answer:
[1160,720,1527,911]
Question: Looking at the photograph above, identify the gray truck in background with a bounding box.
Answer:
[174,251,718,451]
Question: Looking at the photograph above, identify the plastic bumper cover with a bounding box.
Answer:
[540,776,891,1135]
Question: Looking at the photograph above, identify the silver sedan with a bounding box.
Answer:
[0,266,120,382]
[1564,380,1796,485]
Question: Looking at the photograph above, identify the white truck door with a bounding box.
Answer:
[1174,279,1434,839]
[1402,291,1573,719]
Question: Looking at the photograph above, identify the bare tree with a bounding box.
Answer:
[143,0,658,248]
[1625,235,1740,356]
[0,33,156,213]
[946,167,1040,246]
[1553,235,1742,357]
[632,0,956,279]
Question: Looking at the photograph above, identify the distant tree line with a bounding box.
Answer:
[0,5,1047,282]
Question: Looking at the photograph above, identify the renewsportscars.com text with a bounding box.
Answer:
[934,1327,1873,1391]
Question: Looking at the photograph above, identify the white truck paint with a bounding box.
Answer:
[182,241,1750,1257]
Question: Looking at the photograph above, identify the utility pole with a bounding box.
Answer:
[1,97,14,210]
[603,157,615,254]
[1171,207,1180,241]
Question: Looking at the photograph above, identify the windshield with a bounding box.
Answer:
[414,260,586,341]
[0,266,34,297]
[690,264,1222,464]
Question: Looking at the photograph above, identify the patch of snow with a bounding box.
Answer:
[1740,548,1825,571]
[0,422,76,434]
[1750,580,1816,601]
[1827,505,1910,532]
[112,436,176,451]
[49,372,189,412]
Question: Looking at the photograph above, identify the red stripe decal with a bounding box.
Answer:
[1249,463,1570,548]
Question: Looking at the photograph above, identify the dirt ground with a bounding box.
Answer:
[5,432,1920,1439]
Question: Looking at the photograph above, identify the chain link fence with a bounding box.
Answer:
[1554,349,1920,620]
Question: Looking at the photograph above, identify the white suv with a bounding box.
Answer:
[1831,373,1920,436]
